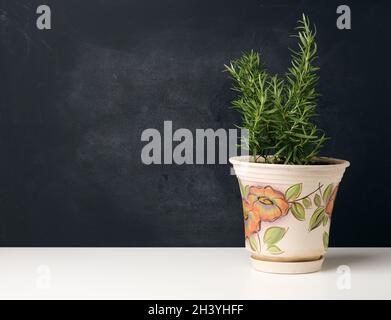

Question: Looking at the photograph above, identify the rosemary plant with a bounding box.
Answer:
[225,15,327,165]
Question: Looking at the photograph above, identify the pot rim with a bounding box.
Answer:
[229,155,350,170]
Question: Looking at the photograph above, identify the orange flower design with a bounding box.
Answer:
[325,185,339,217]
[242,185,289,232]
[242,194,261,238]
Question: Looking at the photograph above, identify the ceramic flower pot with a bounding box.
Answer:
[229,156,350,274]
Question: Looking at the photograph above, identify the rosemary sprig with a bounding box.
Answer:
[224,14,328,165]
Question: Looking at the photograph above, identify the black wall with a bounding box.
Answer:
[1,0,390,246]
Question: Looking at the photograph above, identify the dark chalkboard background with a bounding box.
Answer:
[1,0,390,246]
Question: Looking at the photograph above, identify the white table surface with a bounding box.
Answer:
[0,248,390,300]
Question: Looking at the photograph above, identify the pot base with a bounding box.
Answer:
[250,257,324,274]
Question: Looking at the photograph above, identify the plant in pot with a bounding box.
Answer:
[225,15,349,274]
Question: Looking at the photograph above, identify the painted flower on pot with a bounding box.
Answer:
[308,183,340,232]
[242,194,261,238]
[241,185,290,254]
[325,185,339,217]
[239,180,342,255]
[247,186,289,222]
